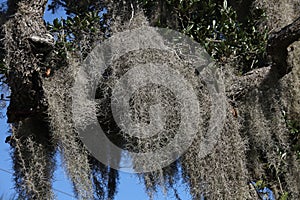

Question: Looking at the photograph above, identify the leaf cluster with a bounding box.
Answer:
[46,9,109,64]
[140,0,268,74]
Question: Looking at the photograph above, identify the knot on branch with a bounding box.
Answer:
[28,34,54,53]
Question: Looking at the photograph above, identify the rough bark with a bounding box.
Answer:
[267,16,300,78]
[3,0,52,123]
[2,1,56,199]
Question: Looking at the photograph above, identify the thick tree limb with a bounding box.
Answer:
[267,16,300,78]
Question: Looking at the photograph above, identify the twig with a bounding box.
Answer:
[128,3,134,27]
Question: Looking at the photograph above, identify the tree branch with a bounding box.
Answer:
[267,16,300,78]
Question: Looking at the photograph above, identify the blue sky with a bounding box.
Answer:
[0,1,192,199]
[0,91,191,200]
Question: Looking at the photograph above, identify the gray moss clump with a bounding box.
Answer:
[7,3,299,199]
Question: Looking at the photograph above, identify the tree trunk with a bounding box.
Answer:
[3,1,56,199]
[3,0,51,123]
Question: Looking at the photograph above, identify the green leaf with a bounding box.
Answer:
[280,192,289,200]
[186,24,194,33]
